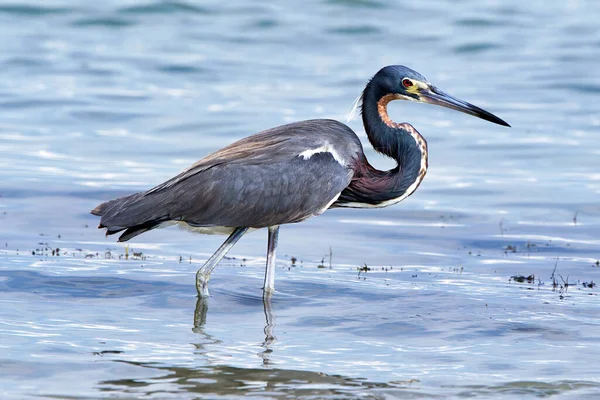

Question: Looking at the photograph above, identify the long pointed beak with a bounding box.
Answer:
[420,86,510,127]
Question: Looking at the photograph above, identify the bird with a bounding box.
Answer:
[91,65,509,298]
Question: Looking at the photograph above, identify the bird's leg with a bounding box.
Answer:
[263,225,279,297]
[196,227,248,297]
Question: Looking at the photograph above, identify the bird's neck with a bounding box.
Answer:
[337,84,428,208]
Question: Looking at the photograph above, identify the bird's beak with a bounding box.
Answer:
[419,86,510,127]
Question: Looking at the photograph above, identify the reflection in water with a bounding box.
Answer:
[193,296,277,366]
[98,361,416,398]
[97,360,597,399]
[192,297,209,334]
[191,297,223,351]
[192,297,222,354]
[260,295,276,366]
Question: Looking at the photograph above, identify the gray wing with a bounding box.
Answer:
[92,119,362,240]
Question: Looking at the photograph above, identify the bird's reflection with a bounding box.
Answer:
[192,294,277,365]
[191,297,222,350]
[192,297,209,334]
[260,295,276,365]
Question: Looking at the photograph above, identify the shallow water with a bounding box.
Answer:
[1,0,600,398]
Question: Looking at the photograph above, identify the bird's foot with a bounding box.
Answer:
[196,270,211,298]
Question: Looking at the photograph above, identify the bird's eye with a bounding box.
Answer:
[402,79,413,88]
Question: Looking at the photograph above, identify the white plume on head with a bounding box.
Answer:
[346,93,362,123]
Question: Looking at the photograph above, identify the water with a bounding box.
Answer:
[1,0,600,398]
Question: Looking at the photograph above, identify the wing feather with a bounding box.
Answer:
[93,119,362,236]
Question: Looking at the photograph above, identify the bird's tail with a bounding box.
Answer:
[90,195,128,217]
[91,193,168,242]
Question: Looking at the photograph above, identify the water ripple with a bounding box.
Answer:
[71,17,135,28]
[0,4,72,16]
[118,1,212,15]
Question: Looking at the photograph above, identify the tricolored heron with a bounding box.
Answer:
[92,65,509,298]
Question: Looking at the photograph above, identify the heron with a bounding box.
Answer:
[92,65,509,298]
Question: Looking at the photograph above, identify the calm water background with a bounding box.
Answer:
[1,0,599,398]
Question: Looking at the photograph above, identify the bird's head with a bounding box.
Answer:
[370,65,510,127]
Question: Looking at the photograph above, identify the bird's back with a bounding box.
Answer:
[92,119,363,241]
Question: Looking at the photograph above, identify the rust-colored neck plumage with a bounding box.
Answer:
[335,81,428,208]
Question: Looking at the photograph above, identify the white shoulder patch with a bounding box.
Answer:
[298,143,345,166]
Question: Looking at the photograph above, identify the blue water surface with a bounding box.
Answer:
[1,0,600,398]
